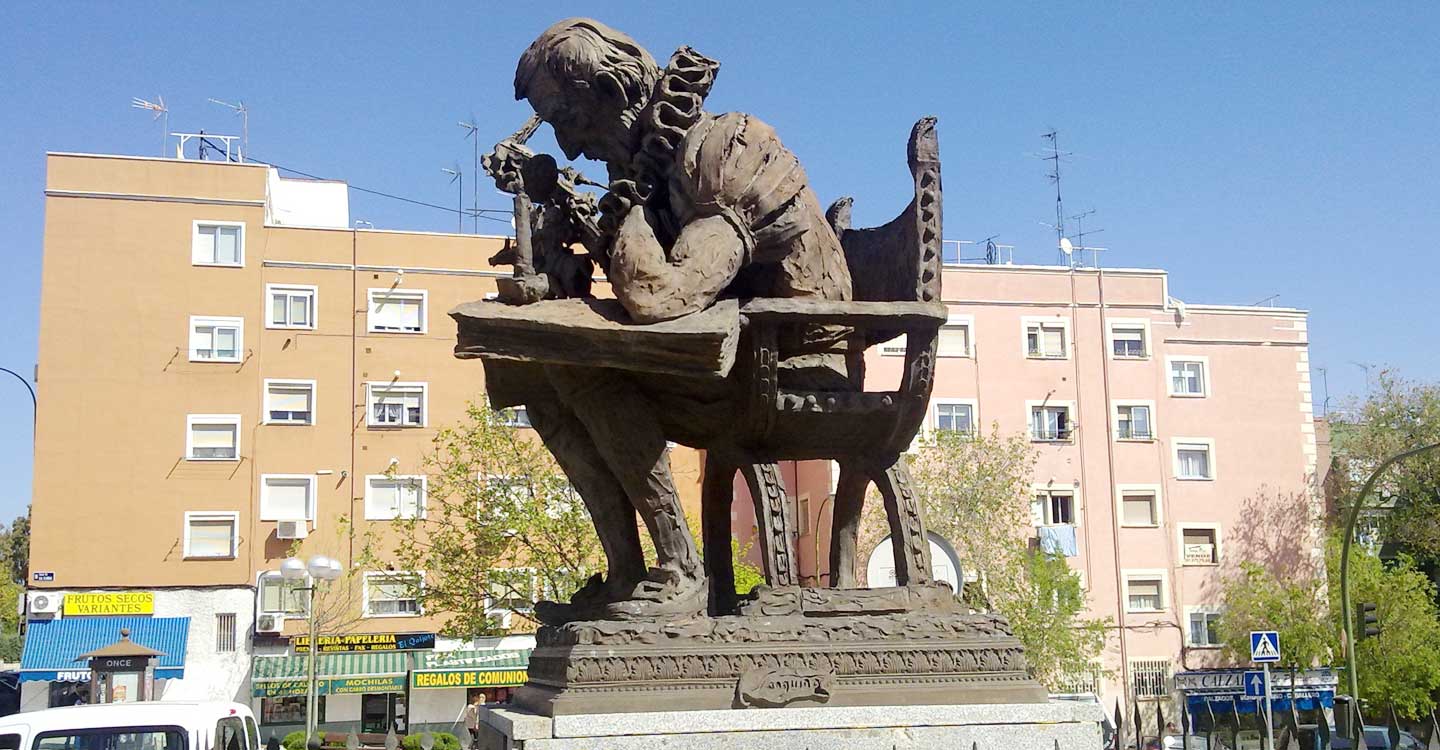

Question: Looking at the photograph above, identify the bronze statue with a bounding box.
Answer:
[451,17,1051,715]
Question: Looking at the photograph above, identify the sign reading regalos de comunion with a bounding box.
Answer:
[63,592,154,616]
[411,669,529,690]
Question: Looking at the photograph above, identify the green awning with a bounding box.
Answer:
[252,651,410,682]
[411,649,532,690]
[417,649,530,671]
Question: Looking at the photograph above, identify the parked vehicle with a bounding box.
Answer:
[0,701,259,750]
[1330,726,1421,750]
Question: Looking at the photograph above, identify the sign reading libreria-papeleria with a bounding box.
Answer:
[291,632,436,654]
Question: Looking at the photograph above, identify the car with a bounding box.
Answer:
[1329,726,1422,750]
[0,701,259,750]
[1163,735,1210,749]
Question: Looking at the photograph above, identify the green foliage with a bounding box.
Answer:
[731,537,765,596]
[1329,542,1440,718]
[1216,561,1332,669]
[1,508,28,584]
[903,425,1110,690]
[402,733,460,750]
[280,732,307,750]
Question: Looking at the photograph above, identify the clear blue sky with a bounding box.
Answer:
[2,3,1437,521]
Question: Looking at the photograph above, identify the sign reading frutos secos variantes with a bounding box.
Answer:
[63,592,154,616]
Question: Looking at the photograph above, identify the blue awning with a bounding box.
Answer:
[21,616,189,682]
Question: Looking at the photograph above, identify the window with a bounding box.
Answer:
[264,380,315,425]
[216,613,237,653]
[1118,487,1161,527]
[1024,319,1068,359]
[1031,489,1075,526]
[1181,526,1220,565]
[257,572,308,616]
[366,476,426,520]
[500,407,531,428]
[259,475,315,521]
[1109,322,1148,359]
[934,401,975,434]
[366,572,422,617]
[797,494,811,536]
[485,568,535,616]
[36,729,186,750]
[193,221,244,266]
[1124,572,1167,612]
[1174,439,1215,480]
[186,415,240,461]
[217,716,245,750]
[938,314,973,357]
[1131,659,1171,698]
[1029,403,1073,441]
[367,382,426,428]
[1187,609,1223,647]
[1168,357,1209,397]
[879,333,907,356]
[184,512,238,558]
[261,695,325,725]
[189,316,244,362]
[1115,402,1154,441]
[368,289,427,333]
[266,284,317,329]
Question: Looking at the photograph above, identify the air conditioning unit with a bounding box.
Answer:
[28,591,61,615]
[256,613,284,634]
[276,520,308,540]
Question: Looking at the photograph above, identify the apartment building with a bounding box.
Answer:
[746,263,1321,713]
[25,151,705,732]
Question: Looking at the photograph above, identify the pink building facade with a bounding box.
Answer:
[735,262,1321,711]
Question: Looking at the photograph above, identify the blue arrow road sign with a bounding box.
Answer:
[1250,631,1281,663]
[1243,670,1267,698]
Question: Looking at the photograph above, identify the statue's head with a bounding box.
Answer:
[515,18,660,164]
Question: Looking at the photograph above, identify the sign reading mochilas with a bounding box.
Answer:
[291,632,436,654]
[63,592,154,616]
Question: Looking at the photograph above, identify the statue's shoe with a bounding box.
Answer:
[602,572,709,621]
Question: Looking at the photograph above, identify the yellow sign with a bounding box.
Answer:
[63,592,154,616]
[412,669,528,690]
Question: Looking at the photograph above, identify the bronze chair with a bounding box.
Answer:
[702,117,947,613]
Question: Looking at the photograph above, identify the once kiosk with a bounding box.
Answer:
[74,628,164,703]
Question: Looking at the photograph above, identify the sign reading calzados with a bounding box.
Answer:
[292,632,436,654]
[63,592,154,616]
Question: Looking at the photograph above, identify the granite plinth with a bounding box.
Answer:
[479,701,1105,749]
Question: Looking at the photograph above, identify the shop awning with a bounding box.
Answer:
[252,651,412,697]
[21,616,189,682]
[410,648,531,690]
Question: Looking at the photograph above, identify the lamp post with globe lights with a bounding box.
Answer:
[280,554,344,745]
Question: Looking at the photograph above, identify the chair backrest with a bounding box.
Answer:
[829,117,941,305]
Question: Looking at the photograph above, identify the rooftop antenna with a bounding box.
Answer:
[1317,366,1330,417]
[1040,130,1071,262]
[207,98,248,162]
[130,95,169,156]
[459,116,481,234]
[1349,361,1376,393]
[441,165,463,233]
[1070,209,1106,268]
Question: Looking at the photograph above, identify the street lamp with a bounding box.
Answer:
[1337,440,1440,742]
[281,554,343,746]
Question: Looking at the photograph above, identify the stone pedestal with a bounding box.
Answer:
[479,701,1105,749]
[515,599,1048,716]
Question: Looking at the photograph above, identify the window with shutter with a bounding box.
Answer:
[267,285,317,329]
[1168,359,1209,396]
[184,512,237,558]
[189,316,244,362]
[1175,441,1214,480]
[366,477,424,520]
[368,290,427,333]
[366,573,422,616]
[1121,493,1158,527]
[367,383,426,427]
[265,380,315,425]
[260,476,314,521]
[1126,578,1164,611]
[193,222,244,266]
[187,415,240,460]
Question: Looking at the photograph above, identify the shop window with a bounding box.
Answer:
[368,289,427,333]
[260,695,324,725]
[267,284,317,329]
[189,316,244,362]
[193,221,244,266]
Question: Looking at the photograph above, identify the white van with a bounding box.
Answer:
[0,702,259,750]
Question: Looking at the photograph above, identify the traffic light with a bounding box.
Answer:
[1357,602,1380,641]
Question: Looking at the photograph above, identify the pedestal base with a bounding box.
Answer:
[479,702,1105,749]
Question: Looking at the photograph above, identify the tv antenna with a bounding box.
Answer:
[459,117,481,234]
[1069,209,1106,268]
[130,95,169,156]
[441,165,463,234]
[207,98,248,161]
[1039,129,1072,257]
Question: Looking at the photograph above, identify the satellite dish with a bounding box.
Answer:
[1059,237,1074,255]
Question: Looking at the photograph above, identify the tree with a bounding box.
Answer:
[3,507,28,584]
[1216,560,1332,670]
[898,425,1109,690]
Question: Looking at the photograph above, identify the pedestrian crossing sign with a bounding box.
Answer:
[1250,631,1280,663]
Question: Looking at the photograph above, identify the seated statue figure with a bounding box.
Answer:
[484,18,861,622]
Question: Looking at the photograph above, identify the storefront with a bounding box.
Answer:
[1175,668,1338,748]
[19,615,189,707]
[408,647,531,729]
